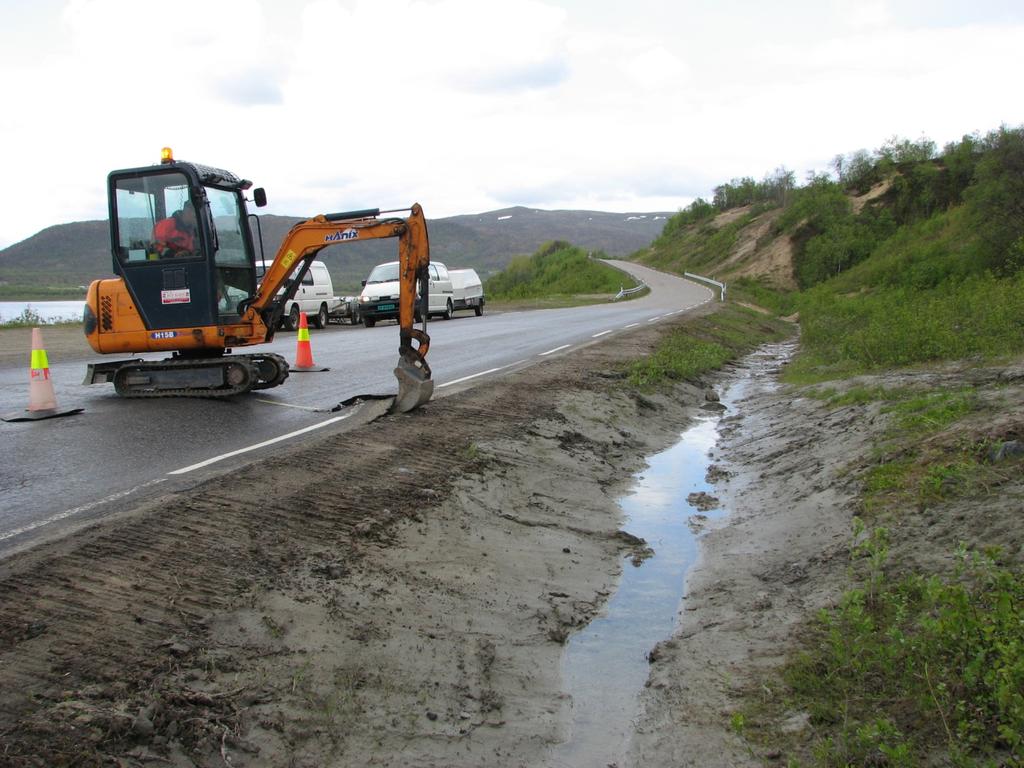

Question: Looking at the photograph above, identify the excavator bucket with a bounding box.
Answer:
[393,356,434,413]
[392,324,433,413]
[385,335,430,415]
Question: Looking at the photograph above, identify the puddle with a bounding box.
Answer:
[551,340,796,767]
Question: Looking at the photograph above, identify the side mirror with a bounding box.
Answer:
[253,188,267,208]
[361,280,367,287]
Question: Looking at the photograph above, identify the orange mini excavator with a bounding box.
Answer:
[83,148,433,412]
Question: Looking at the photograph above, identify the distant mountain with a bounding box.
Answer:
[0,206,672,296]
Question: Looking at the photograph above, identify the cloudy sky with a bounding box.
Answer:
[1,0,1022,248]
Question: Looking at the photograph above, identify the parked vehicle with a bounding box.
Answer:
[256,259,337,330]
[449,268,485,316]
[359,260,455,327]
[329,295,361,325]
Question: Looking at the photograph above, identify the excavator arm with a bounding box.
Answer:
[243,204,433,412]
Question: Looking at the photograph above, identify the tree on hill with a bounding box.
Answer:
[965,125,1024,273]
[711,167,795,211]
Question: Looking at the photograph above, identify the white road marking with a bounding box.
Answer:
[591,330,613,338]
[254,399,320,411]
[539,344,571,356]
[438,366,505,388]
[0,478,168,542]
[647,317,661,323]
[169,412,355,475]
[625,323,640,329]
[438,360,531,389]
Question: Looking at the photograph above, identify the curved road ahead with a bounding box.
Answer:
[0,262,712,557]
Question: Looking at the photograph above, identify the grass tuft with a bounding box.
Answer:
[624,304,792,389]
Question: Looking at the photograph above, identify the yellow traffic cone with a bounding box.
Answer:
[291,312,329,372]
[1,327,83,422]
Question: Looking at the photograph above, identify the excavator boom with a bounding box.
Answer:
[247,205,433,412]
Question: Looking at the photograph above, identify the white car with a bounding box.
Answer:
[449,268,485,316]
[358,260,455,327]
[256,259,337,330]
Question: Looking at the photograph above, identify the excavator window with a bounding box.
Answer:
[112,172,194,263]
[206,185,256,317]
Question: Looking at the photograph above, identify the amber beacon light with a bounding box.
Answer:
[160,147,174,164]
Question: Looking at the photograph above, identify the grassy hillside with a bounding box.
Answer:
[0,220,112,297]
[636,126,1024,379]
[635,125,1024,766]
[485,241,639,303]
[0,206,670,299]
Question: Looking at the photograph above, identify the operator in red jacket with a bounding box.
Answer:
[153,201,198,257]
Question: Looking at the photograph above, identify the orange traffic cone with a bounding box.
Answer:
[291,312,329,372]
[1,327,83,422]
[29,327,57,411]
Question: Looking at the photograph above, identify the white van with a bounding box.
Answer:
[256,259,337,330]
[358,260,455,327]
[449,268,485,316]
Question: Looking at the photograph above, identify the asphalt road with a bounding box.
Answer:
[0,261,712,557]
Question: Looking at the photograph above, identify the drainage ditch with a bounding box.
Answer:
[551,342,794,767]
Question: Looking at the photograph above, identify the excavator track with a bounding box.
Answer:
[248,352,291,390]
[111,353,290,399]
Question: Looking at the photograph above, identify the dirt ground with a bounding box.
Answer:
[1,317,1022,767]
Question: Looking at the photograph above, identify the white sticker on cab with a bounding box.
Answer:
[161,289,191,304]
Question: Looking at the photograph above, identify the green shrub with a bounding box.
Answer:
[787,541,1024,766]
[0,306,82,328]
[728,277,799,316]
[627,337,730,388]
[657,198,717,241]
[825,206,977,294]
[625,305,793,388]
[965,126,1024,274]
[790,271,1024,379]
[485,241,629,299]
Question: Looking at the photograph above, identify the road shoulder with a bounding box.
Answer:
[0,316,713,765]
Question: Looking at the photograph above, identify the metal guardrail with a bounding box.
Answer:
[684,272,727,301]
[613,282,646,300]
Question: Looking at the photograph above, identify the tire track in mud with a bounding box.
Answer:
[0,355,584,762]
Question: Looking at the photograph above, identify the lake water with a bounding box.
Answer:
[0,301,85,324]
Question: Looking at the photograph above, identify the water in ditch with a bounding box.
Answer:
[549,343,792,767]
[547,414,721,766]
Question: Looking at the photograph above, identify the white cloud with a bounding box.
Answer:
[832,0,892,29]
[622,45,690,92]
[0,0,1022,248]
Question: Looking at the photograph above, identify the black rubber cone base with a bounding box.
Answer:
[2,406,84,423]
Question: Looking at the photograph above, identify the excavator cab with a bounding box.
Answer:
[107,151,263,331]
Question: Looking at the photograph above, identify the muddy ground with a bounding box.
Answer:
[1,317,1022,767]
